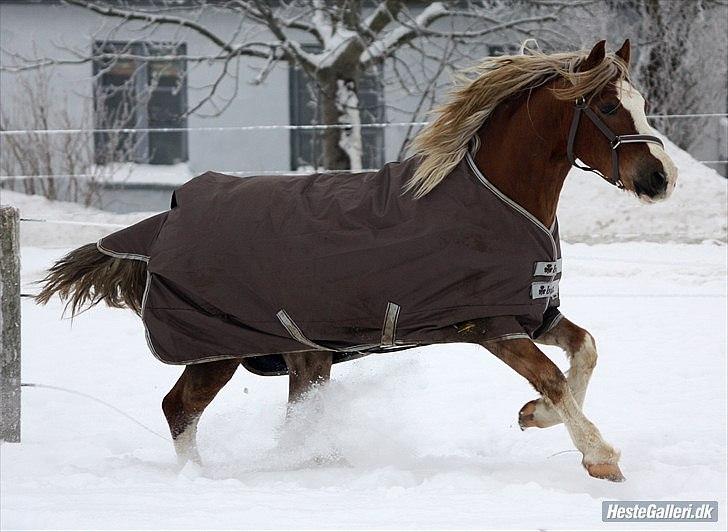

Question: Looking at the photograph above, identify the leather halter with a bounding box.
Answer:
[567,96,664,189]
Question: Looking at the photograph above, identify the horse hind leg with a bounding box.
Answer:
[282,351,333,409]
[520,317,598,429]
[162,359,240,465]
[281,351,338,464]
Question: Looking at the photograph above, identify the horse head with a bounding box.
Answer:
[568,40,678,203]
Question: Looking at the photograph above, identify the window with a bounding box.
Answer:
[487,43,520,57]
[93,41,188,165]
[289,61,384,170]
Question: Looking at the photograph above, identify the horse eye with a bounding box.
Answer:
[600,103,619,115]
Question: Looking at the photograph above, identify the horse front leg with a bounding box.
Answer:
[162,359,240,465]
[520,317,598,429]
[485,337,623,482]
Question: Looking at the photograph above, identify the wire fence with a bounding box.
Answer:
[4,114,727,251]
[1,116,726,181]
[17,215,728,244]
[0,113,725,136]
[0,121,429,136]
[17,216,728,270]
[6,111,727,248]
[1,169,386,181]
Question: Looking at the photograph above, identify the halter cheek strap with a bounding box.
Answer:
[567,97,664,189]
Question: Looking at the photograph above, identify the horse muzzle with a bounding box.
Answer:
[633,167,669,202]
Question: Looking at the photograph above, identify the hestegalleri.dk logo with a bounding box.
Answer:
[602,501,718,522]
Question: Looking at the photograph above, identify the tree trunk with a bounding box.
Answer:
[317,68,362,171]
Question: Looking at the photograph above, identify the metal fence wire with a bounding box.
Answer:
[0,116,726,180]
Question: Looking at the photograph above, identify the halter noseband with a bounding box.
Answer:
[567,96,664,189]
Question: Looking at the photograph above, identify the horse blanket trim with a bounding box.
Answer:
[97,152,563,372]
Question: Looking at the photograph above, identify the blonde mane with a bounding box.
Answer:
[405,47,630,198]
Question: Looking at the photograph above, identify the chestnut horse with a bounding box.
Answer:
[37,40,677,482]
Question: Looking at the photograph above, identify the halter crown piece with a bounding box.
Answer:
[567,96,664,189]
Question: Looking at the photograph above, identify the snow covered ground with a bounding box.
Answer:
[1,242,726,531]
[1,142,727,530]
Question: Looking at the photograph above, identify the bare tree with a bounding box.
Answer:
[601,0,728,151]
[1,0,586,171]
[0,69,138,206]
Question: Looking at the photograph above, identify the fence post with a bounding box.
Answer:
[1,206,21,442]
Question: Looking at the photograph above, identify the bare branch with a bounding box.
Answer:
[0,48,273,73]
[64,0,237,53]
[362,1,403,35]
[185,54,236,116]
[1,0,589,173]
[361,8,558,67]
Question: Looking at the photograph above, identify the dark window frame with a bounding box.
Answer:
[93,40,188,165]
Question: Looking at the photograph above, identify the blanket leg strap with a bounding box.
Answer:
[380,302,400,348]
[276,310,333,351]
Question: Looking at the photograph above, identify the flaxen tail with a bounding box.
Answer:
[36,243,146,316]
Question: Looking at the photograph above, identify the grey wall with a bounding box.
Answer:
[0,2,498,180]
[0,1,292,176]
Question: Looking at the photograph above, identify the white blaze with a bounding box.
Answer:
[617,80,678,198]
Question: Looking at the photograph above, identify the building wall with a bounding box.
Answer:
[0,2,498,184]
[6,1,719,199]
[0,1,293,176]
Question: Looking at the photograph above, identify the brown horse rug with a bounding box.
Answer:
[98,152,563,374]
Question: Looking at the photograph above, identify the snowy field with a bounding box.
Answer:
[1,143,727,530]
[2,242,726,531]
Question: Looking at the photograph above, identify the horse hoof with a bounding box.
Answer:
[584,462,626,482]
[518,401,537,430]
[518,399,560,430]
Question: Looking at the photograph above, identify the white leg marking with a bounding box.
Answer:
[527,398,562,428]
[617,80,679,199]
[173,416,202,465]
[526,332,597,428]
[548,383,620,467]
[568,333,597,407]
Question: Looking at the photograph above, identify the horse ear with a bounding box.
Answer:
[615,39,631,67]
[580,40,606,71]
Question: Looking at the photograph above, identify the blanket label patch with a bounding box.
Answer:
[534,258,562,277]
[531,280,559,299]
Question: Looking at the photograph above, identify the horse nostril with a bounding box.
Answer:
[635,169,668,198]
[650,170,668,193]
